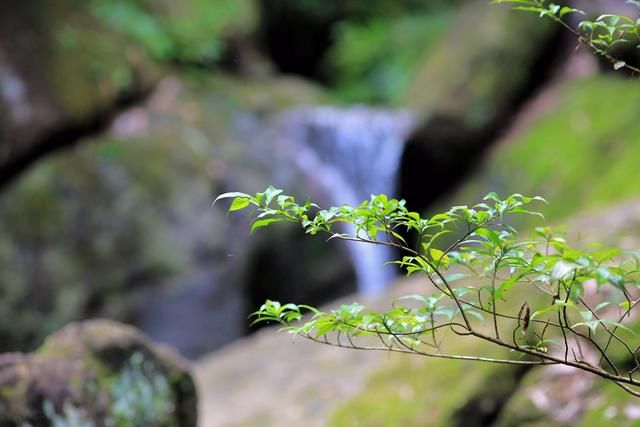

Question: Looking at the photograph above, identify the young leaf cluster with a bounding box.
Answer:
[491,0,640,73]
[216,187,640,397]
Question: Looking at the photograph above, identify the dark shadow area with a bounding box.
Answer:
[452,364,531,427]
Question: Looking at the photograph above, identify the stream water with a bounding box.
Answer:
[277,106,415,294]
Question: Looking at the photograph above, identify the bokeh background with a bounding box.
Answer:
[1,0,639,425]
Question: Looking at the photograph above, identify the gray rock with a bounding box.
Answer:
[0,319,196,426]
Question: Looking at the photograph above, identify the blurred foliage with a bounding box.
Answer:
[89,0,256,64]
[56,0,470,102]
[270,0,455,18]
[261,0,465,102]
[328,12,453,103]
[326,1,464,103]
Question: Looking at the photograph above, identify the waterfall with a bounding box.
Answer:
[276,106,415,295]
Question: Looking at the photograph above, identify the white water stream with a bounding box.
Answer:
[277,106,415,294]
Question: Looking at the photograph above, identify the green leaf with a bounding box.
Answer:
[495,273,523,298]
[602,320,635,335]
[559,6,584,18]
[476,228,502,247]
[531,302,565,320]
[250,218,286,234]
[212,191,251,206]
[573,320,600,333]
[228,197,250,212]
[596,267,625,289]
[579,310,593,322]
[314,319,338,337]
[263,186,284,205]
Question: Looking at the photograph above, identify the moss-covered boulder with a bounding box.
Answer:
[0,319,196,426]
[446,76,640,225]
[0,0,263,187]
[0,0,160,183]
[399,0,559,210]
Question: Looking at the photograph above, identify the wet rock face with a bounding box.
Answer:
[0,320,196,426]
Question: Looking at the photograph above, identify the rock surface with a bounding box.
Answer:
[399,0,560,210]
[0,319,196,426]
[447,76,640,226]
[0,0,159,186]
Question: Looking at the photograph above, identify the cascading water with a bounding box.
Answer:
[276,106,415,295]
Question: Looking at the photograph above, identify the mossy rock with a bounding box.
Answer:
[447,76,640,226]
[399,0,558,210]
[0,0,159,185]
[0,319,196,426]
[330,353,526,427]
[0,0,259,185]
[404,0,555,127]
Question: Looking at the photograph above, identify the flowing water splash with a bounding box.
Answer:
[276,106,415,295]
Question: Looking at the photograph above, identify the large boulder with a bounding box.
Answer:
[399,0,560,210]
[0,319,196,426]
[446,76,640,226]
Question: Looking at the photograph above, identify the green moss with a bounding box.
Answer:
[39,1,158,119]
[404,1,554,128]
[450,77,640,225]
[330,337,517,427]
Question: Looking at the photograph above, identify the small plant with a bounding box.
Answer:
[107,352,174,426]
[36,353,174,427]
[215,187,640,397]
